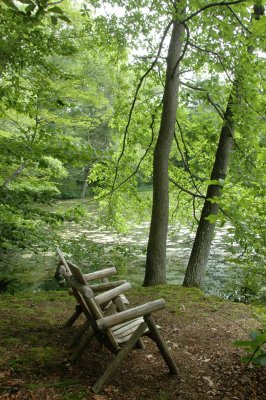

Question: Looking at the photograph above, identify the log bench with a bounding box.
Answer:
[65,261,178,393]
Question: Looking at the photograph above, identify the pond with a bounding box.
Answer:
[0,199,257,301]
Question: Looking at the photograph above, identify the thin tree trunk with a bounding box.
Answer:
[2,164,25,189]
[183,8,258,289]
[183,89,236,288]
[81,165,90,198]
[144,18,185,286]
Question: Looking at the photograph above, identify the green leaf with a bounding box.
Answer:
[48,6,64,14]
[56,14,71,23]
[204,214,219,223]
[207,196,221,204]
[51,15,57,25]
[253,333,266,345]
[205,179,220,186]
[250,331,262,340]
[1,0,18,10]
[255,353,266,367]
[35,7,45,18]
[234,340,255,347]
[240,355,253,363]
[252,16,266,36]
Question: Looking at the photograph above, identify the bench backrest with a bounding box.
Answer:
[67,261,121,351]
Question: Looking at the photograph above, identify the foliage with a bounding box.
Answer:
[0,0,122,250]
[0,0,73,249]
[0,0,265,300]
[59,233,141,281]
[235,330,266,367]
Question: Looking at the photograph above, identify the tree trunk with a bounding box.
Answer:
[183,7,258,289]
[144,18,185,286]
[81,165,90,198]
[183,89,236,288]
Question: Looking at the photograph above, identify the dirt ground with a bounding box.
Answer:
[0,288,265,400]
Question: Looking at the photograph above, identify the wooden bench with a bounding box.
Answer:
[66,262,178,393]
[55,247,128,328]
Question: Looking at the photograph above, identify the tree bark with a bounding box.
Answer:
[183,89,236,288]
[144,18,185,286]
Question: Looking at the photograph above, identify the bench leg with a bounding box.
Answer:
[67,320,91,348]
[144,315,178,375]
[64,305,83,328]
[71,326,95,363]
[92,321,147,394]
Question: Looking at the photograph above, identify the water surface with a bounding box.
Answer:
[0,200,238,299]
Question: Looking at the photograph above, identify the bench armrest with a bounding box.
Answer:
[96,299,166,329]
[95,282,131,306]
[89,280,127,292]
[83,267,117,281]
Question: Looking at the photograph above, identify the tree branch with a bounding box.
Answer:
[31,99,41,142]
[180,80,225,119]
[108,106,157,194]
[172,22,190,77]
[244,97,266,121]
[219,206,231,219]
[47,1,64,5]
[232,137,257,169]
[187,41,234,83]
[86,102,162,205]
[169,176,206,199]
[2,164,26,189]
[173,131,188,171]
[226,4,251,33]
[173,130,206,185]
[175,119,206,194]
[181,81,258,173]
[188,41,221,57]
[110,20,173,193]
[182,0,248,23]
[192,197,200,223]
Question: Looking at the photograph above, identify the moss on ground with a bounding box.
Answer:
[129,284,254,319]
[130,284,216,303]
[8,346,61,373]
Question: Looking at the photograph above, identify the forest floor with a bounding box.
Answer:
[0,286,265,400]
